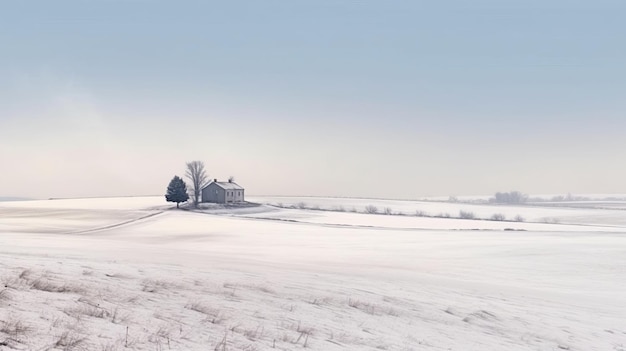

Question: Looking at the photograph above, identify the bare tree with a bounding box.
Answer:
[364,205,378,214]
[185,161,209,208]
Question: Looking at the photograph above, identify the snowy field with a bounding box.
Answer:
[1,196,625,350]
[247,196,626,227]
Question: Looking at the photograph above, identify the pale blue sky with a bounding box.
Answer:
[1,1,625,199]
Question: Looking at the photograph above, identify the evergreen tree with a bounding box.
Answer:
[165,175,189,208]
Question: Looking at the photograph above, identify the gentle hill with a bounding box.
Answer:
[0,195,625,350]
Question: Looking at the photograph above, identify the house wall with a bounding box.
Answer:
[202,184,226,203]
[217,188,226,203]
[224,189,244,203]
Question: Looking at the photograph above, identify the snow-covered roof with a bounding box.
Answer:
[203,181,244,190]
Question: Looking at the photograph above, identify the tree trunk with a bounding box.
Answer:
[176,202,179,209]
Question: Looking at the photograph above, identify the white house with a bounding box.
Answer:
[201,179,245,204]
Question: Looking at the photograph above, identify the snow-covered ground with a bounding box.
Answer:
[248,196,626,227]
[0,196,625,350]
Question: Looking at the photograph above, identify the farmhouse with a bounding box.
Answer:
[201,179,245,204]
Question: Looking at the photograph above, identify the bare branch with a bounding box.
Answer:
[185,161,208,208]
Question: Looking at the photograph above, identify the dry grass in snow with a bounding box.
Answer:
[0,257,428,350]
[1,196,625,350]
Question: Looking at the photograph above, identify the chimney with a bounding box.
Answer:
[214,178,217,182]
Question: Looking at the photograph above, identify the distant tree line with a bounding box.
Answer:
[490,191,528,204]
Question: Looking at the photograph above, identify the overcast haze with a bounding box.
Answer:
[1,1,625,200]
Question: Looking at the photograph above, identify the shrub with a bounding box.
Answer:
[383,207,393,215]
[514,215,525,222]
[459,210,476,219]
[54,330,87,350]
[364,205,378,214]
[491,213,506,221]
[415,210,428,217]
[297,202,307,209]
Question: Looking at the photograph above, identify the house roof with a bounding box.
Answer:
[203,181,244,190]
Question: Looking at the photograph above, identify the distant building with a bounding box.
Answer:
[201,179,245,204]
